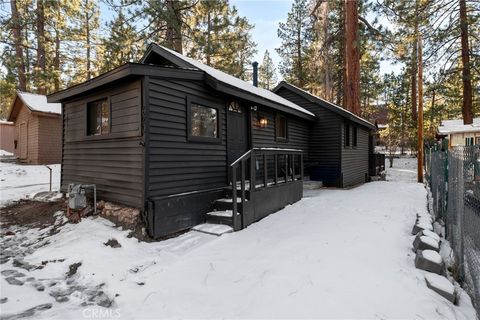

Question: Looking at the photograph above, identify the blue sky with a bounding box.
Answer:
[99,0,400,78]
[231,0,294,68]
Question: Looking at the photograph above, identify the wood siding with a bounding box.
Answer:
[37,114,62,164]
[341,122,369,187]
[61,79,144,207]
[146,77,227,198]
[13,104,40,163]
[275,87,342,186]
[251,106,309,154]
[0,123,15,153]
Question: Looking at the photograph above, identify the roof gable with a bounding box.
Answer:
[141,44,316,120]
[272,81,376,130]
[8,91,61,121]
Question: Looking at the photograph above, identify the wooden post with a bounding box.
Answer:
[263,153,267,187]
[274,154,278,184]
[417,35,424,183]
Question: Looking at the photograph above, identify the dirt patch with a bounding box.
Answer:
[1,199,66,229]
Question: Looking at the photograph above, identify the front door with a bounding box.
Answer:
[19,122,27,159]
[227,101,249,166]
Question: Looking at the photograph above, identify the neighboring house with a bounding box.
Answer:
[7,91,62,164]
[273,81,377,187]
[0,120,15,154]
[437,118,480,148]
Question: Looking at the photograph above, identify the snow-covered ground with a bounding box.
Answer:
[0,159,477,319]
[0,162,61,206]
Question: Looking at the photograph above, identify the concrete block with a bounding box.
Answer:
[412,222,433,235]
[420,229,441,242]
[415,250,444,275]
[425,273,455,303]
[413,234,440,252]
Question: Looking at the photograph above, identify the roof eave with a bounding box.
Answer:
[207,75,316,121]
[273,81,376,130]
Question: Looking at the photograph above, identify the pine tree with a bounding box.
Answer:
[276,0,313,88]
[259,50,277,90]
[186,0,256,77]
[102,9,143,72]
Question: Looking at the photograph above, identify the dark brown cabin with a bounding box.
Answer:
[48,44,316,238]
[273,81,377,187]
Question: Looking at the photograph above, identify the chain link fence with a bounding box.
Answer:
[428,145,480,314]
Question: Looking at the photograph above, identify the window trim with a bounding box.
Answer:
[275,114,288,142]
[84,96,112,140]
[186,96,221,144]
[352,126,358,148]
[344,122,350,148]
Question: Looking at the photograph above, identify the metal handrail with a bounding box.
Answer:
[230,147,304,229]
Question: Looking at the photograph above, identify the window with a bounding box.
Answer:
[476,137,480,145]
[466,137,474,146]
[344,123,350,147]
[228,101,242,113]
[276,115,287,141]
[353,126,358,147]
[87,99,109,136]
[189,103,218,139]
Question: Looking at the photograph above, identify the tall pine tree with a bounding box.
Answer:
[259,50,278,90]
[276,0,313,88]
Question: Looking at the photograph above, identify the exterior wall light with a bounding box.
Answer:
[259,117,268,128]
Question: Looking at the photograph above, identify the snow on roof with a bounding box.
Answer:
[278,81,375,129]
[157,46,315,118]
[0,120,13,125]
[437,117,480,135]
[17,91,61,115]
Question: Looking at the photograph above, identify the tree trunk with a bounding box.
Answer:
[417,35,423,183]
[344,0,360,115]
[411,3,418,123]
[10,0,27,91]
[459,0,473,124]
[85,0,91,80]
[165,0,183,54]
[206,11,211,66]
[36,0,46,94]
[321,1,332,100]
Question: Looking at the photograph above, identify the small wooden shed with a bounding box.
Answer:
[0,120,15,154]
[273,81,377,187]
[7,91,62,164]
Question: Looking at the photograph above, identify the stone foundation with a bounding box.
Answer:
[96,201,140,226]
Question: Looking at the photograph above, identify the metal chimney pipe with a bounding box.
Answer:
[252,61,258,87]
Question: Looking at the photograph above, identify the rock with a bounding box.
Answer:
[66,262,82,277]
[4,231,15,236]
[425,273,455,303]
[0,297,8,304]
[415,250,444,274]
[412,222,433,235]
[97,200,106,210]
[104,238,121,248]
[413,234,440,252]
